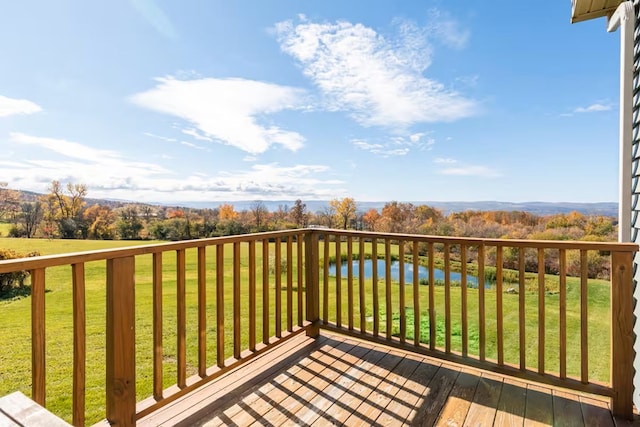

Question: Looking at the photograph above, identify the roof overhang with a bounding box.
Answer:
[571,0,624,23]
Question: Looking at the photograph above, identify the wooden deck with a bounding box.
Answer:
[136,332,639,427]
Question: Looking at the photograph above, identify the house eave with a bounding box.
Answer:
[571,0,624,23]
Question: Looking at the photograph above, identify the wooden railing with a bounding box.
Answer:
[0,229,636,425]
[313,230,637,420]
[0,230,313,426]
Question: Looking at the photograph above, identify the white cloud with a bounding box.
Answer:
[425,9,469,49]
[0,95,42,117]
[10,132,122,161]
[573,103,611,113]
[434,157,457,164]
[143,132,177,142]
[440,165,500,177]
[352,139,409,157]
[179,141,207,150]
[130,76,306,154]
[182,128,213,142]
[275,16,476,128]
[352,132,434,157]
[5,133,340,202]
[409,132,425,143]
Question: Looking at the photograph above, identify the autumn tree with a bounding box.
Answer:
[0,183,21,222]
[83,204,116,239]
[116,206,143,239]
[19,202,43,238]
[329,197,357,229]
[317,205,336,228]
[41,180,88,238]
[378,201,414,233]
[362,208,380,231]
[290,199,308,227]
[250,201,269,230]
[218,203,238,221]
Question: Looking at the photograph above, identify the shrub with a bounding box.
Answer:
[268,255,288,274]
[0,249,40,295]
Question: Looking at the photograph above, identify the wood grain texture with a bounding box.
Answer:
[610,251,634,419]
[198,246,207,377]
[71,263,86,427]
[177,249,187,388]
[153,252,163,400]
[30,267,45,406]
[106,256,136,427]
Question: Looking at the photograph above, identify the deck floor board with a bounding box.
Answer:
[134,332,638,427]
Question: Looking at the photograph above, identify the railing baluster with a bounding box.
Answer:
[359,238,366,334]
[216,244,225,367]
[198,247,207,377]
[429,242,435,351]
[347,236,354,331]
[30,267,45,406]
[399,240,406,344]
[177,249,186,388]
[262,240,269,345]
[580,249,588,383]
[153,253,163,400]
[559,248,567,379]
[297,236,303,327]
[461,244,468,357]
[287,236,293,332]
[413,241,420,347]
[372,238,379,337]
[323,234,329,324]
[275,237,282,338]
[518,247,526,370]
[538,247,545,375]
[304,232,320,337]
[478,243,485,362]
[249,240,256,350]
[106,257,135,427]
[496,246,504,366]
[336,236,342,328]
[385,239,392,340]
[0,229,634,423]
[444,243,451,353]
[233,242,241,359]
[72,263,85,427]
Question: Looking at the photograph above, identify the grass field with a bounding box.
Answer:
[0,237,613,424]
[0,222,11,237]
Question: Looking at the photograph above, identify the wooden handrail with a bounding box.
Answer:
[309,229,637,420]
[1,228,637,424]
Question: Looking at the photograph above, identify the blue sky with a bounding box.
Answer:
[0,0,622,204]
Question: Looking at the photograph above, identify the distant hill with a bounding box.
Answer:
[14,190,617,217]
[186,200,619,217]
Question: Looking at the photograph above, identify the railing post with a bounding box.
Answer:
[106,256,136,426]
[305,231,320,337]
[610,250,634,419]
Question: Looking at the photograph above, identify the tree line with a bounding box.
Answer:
[0,181,617,245]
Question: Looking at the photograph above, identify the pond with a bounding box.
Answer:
[330,259,480,287]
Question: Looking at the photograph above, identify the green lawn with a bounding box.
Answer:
[0,237,613,424]
[0,223,11,237]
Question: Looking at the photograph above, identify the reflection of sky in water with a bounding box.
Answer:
[331,259,478,286]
